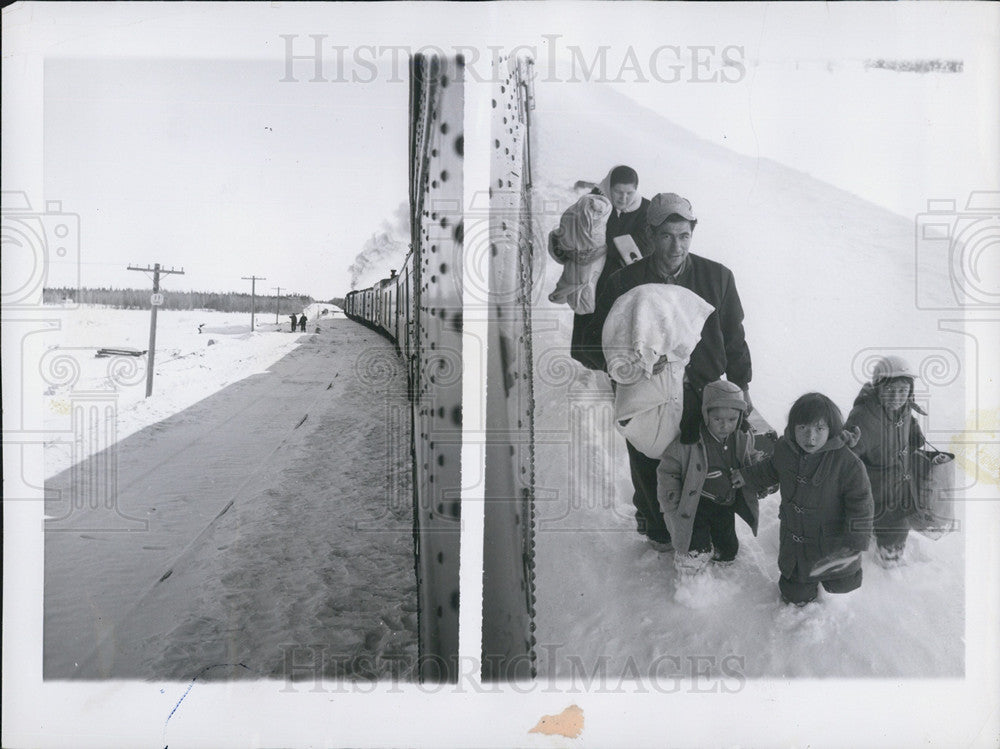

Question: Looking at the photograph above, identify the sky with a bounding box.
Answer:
[43,57,409,300]
[13,2,998,302]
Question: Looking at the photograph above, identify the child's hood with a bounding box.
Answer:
[701,380,748,424]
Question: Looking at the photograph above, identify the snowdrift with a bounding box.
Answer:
[530,79,965,678]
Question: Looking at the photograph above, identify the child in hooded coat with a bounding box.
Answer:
[733,393,874,606]
[657,380,766,577]
[844,355,926,566]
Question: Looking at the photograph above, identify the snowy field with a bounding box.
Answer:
[42,307,418,680]
[529,79,968,679]
[42,303,343,479]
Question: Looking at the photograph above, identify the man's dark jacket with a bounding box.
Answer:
[580,253,752,393]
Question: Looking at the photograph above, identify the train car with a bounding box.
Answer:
[341,54,464,683]
[481,55,538,682]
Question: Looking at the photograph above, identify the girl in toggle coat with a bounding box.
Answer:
[732,393,874,606]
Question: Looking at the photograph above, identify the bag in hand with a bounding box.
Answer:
[908,448,958,539]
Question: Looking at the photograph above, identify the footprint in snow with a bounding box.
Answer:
[672,569,740,609]
[773,593,852,641]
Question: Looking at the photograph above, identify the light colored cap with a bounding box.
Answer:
[647,193,696,225]
[871,354,917,383]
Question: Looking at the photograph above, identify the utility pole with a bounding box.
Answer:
[273,286,283,325]
[127,263,185,398]
[242,275,266,331]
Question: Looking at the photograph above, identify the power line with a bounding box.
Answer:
[241,275,266,332]
[272,286,283,324]
[127,263,185,398]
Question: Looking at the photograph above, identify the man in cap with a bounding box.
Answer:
[586,193,753,549]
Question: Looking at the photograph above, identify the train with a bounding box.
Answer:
[480,55,538,681]
[342,53,464,684]
[344,54,539,683]
[343,266,413,360]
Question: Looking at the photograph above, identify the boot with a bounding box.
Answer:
[875,543,906,568]
[646,527,673,553]
[674,550,711,578]
[647,538,674,553]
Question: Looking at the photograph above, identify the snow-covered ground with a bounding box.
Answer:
[42,309,417,680]
[530,79,967,678]
[42,305,342,480]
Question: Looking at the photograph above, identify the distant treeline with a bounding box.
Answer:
[43,287,319,313]
[864,59,963,74]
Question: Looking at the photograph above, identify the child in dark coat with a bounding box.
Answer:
[657,380,765,577]
[733,393,874,606]
[844,355,926,567]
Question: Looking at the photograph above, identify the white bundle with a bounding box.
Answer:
[602,285,715,457]
[547,193,612,314]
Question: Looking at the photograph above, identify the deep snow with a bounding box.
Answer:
[530,79,966,679]
[42,309,417,680]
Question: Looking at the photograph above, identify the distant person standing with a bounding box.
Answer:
[289,313,298,332]
[298,313,307,332]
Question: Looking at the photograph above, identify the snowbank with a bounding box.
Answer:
[530,78,966,678]
[301,302,344,320]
